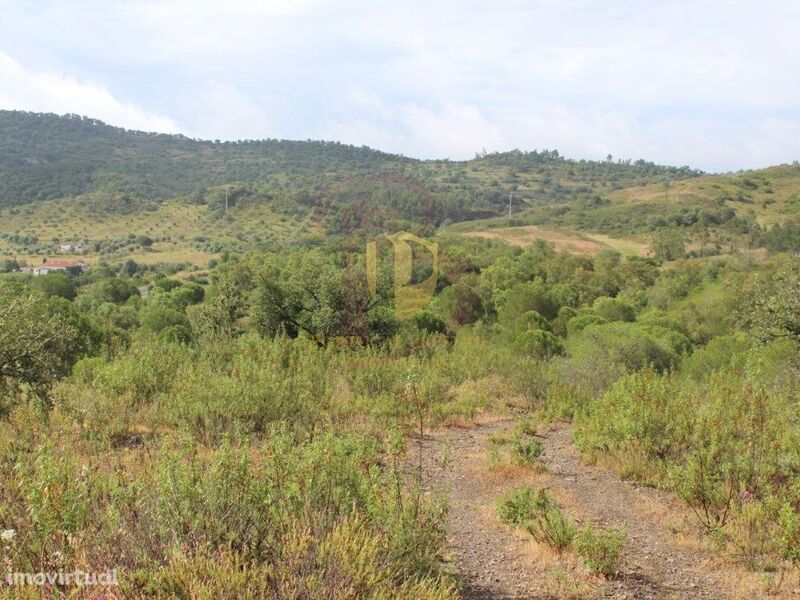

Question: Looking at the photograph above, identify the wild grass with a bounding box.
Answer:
[497,487,626,575]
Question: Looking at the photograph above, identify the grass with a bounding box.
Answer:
[609,164,800,229]
[459,225,648,256]
[497,486,627,576]
[0,198,319,266]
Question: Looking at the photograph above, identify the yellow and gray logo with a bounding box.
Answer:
[366,232,438,319]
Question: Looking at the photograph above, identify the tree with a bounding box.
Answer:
[592,296,635,323]
[0,286,99,399]
[251,250,394,344]
[499,282,559,322]
[31,271,77,300]
[84,278,140,305]
[513,329,564,359]
[745,260,800,345]
[437,281,484,326]
[651,230,686,262]
[141,306,190,336]
[0,259,19,273]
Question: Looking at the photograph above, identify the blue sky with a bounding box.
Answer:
[0,0,798,172]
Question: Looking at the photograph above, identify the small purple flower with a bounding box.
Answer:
[740,490,753,503]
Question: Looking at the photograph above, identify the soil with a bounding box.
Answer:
[410,418,770,600]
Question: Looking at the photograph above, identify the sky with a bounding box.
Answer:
[0,0,798,172]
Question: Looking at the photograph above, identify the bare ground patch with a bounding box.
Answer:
[411,419,777,599]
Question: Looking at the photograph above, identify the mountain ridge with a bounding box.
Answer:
[0,110,701,210]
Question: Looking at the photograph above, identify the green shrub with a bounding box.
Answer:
[499,282,560,322]
[513,329,564,359]
[141,306,189,335]
[511,436,543,466]
[573,524,626,576]
[568,321,684,373]
[593,296,635,322]
[497,487,575,551]
[566,314,607,336]
[512,310,551,332]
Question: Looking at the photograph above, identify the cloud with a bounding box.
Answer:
[188,82,279,141]
[0,0,798,170]
[0,51,179,133]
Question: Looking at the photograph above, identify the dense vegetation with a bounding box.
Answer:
[0,111,699,229]
[2,220,800,596]
[2,110,800,597]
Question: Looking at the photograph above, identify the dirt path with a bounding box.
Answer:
[412,419,762,600]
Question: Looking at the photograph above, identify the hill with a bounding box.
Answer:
[0,110,708,266]
[0,111,700,218]
[449,163,800,259]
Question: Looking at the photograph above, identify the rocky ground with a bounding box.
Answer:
[409,418,773,600]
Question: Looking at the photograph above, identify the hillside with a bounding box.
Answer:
[449,163,800,259]
[3,117,800,600]
[0,111,700,217]
[0,110,708,266]
[1,111,798,268]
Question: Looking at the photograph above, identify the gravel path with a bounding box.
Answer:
[541,422,731,599]
[410,418,763,600]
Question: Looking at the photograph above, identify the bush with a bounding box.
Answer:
[31,271,76,300]
[512,310,551,332]
[511,436,543,466]
[566,314,607,336]
[568,322,685,374]
[593,296,635,322]
[513,329,564,359]
[497,487,575,551]
[573,524,627,576]
[410,310,448,335]
[436,281,484,326]
[141,307,190,335]
[499,282,560,322]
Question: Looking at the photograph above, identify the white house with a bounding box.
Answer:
[33,259,86,276]
[59,242,85,253]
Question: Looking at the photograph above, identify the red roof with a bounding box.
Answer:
[43,259,84,268]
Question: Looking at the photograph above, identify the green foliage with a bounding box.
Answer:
[746,259,800,345]
[511,435,543,467]
[566,314,607,336]
[409,310,448,335]
[499,281,560,322]
[79,277,140,306]
[0,285,99,399]
[573,525,626,576]
[0,259,19,273]
[512,310,551,332]
[592,296,635,322]
[575,359,800,571]
[513,329,564,359]
[436,280,484,326]
[568,321,688,375]
[141,306,190,336]
[651,229,686,261]
[497,487,575,551]
[31,271,77,300]
[2,203,799,587]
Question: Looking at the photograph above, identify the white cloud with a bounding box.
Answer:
[0,51,178,133]
[188,82,279,141]
[0,0,798,170]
